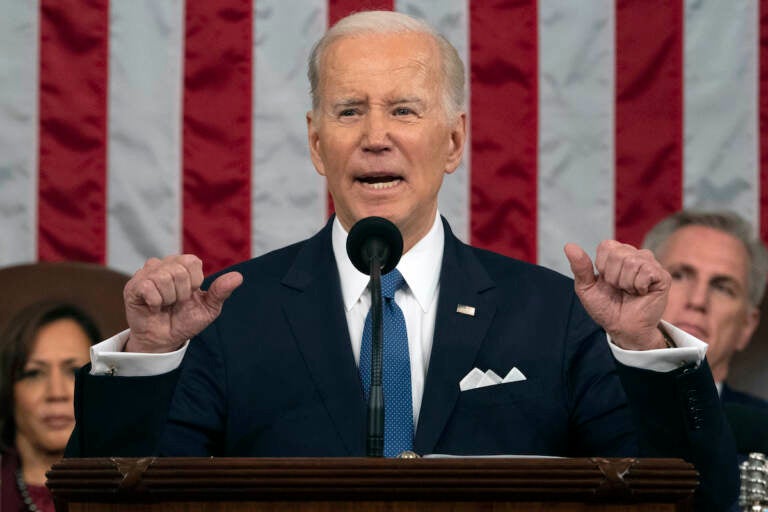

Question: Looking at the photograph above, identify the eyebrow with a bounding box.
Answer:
[389,96,424,105]
[331,97,426,109]
[25,357,85,367]
[710,275,742,290]
[669,263,744,290]
[333,98,365,108]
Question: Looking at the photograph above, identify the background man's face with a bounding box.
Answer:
[658,225,760,381]
[307,31,465,252]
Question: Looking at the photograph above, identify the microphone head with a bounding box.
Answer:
[346,217,404,275]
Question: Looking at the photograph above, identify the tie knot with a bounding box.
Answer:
[380,269,405,299]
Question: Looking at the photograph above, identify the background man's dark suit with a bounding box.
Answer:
[722,383,768,410]
[722,383,768,455]
[68,218,737,509]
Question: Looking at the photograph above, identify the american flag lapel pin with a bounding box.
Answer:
[456,304,476,317]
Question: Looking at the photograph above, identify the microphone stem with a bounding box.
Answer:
[366,256,384,457]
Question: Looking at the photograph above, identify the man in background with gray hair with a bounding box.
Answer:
[644,210,768,453]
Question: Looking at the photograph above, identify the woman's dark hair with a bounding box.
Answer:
[0,302,101,449]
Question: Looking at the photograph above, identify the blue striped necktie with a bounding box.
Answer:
[359,268,414,457]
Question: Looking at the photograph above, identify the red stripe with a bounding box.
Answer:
[182,0,253,273]
[761,0,768,243]
[328,0,394,25]
[614,0,683,247]
[38,0,109,263]
[470,1,538,263]
[326,0,394,217]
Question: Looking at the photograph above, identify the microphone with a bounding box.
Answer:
[346,216,403,276]
[346,217,403,457]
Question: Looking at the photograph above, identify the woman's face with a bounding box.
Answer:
[13,319,91,454]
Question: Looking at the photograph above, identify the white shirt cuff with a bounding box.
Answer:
[89,329,189,377]
[608,320,707,372]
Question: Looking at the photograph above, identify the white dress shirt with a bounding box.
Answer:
[92,211,707,427]
[333,213,443,428]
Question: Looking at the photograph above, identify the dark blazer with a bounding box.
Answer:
[722,383,768,410]
[68,218,737,510]
[721,383,768,455]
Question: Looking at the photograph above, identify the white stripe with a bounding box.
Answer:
[251,1,328,257]
[0,0,39,266]
[396,0,471,243]
[107,0,184,273]
[537,0,615,273]
[0,4,765,273]
[683,0,759,231]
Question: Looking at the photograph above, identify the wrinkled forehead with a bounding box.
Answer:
[317,32,442,95]
[662,225,751,279]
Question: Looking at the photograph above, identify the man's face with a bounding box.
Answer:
[658,225,760,382]
[307,32,466,252]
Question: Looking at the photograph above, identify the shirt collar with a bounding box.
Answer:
[332,213,444,312]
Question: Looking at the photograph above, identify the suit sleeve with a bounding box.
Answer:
[156,319,229,456]
[65,363,181,457]
[616,358,739,512]
[562,295,737,511]
[66,318,229,458]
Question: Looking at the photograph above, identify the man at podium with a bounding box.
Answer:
[67,10,737,511]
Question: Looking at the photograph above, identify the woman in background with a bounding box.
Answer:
[0,302,99,512]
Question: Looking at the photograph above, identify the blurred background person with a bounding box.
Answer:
[0,302,100,512]
[643,210,768,454]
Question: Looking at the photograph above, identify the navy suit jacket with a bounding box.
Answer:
[68,218,737,509]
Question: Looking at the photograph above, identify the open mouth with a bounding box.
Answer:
[357,175,403,190]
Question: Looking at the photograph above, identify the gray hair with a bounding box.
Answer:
[643,210,768,306]
[307,10,465,119]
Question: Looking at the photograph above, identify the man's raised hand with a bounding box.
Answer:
[564,241,670,351]
[123,255,243,353]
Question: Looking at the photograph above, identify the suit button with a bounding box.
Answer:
[687,407,704,430]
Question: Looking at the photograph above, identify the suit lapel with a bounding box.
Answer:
[414,220,497,454]
[281,220,366,455]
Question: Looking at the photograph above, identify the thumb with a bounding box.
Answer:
[204,271,244,309]
[564,243,596,289]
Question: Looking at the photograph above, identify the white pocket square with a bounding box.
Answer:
[459,367,527,391]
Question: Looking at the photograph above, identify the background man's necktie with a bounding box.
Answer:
[359,268,414,457]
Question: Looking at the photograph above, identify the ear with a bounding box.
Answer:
[736,304,761,352]
[444,112,467,175]
[306,110,326,177]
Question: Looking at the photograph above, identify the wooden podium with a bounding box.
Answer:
[48,457,698,511]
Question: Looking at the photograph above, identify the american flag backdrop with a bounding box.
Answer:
[1,0,767,278]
